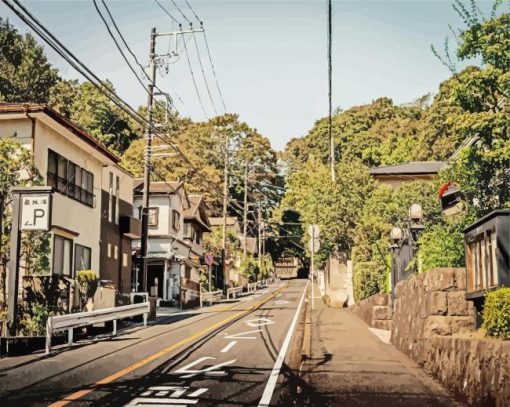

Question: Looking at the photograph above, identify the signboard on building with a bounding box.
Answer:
[205,253,214,266]
[20,193,52,231]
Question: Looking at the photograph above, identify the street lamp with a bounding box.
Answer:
[389,204,425,298]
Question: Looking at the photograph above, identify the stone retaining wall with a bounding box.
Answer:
[350,292,392,330]
[391,268,510,406]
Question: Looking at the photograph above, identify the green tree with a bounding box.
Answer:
[0,139,41,308]
[49,80,139,154]
[0,18,59,103]
[281,157,374,264]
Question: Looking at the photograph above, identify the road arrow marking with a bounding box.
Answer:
[223,329,262,340]
[245,318,275,327]
[220,340,238,353]
[173,357,236,379]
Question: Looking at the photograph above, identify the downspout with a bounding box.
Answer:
[23,105,37,171]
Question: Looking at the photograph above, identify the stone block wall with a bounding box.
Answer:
[391,268,510,406]
[391,268,475,360]
[350,292,392,330]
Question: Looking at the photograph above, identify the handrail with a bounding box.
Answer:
[200,290,223,307]
[45,302,150,354]
[226,286,243,300]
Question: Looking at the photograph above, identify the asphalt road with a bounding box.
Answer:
[0,279,308,406]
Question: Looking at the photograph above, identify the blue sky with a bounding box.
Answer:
[1,1,501,150]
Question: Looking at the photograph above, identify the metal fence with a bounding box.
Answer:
[45,302,150,354]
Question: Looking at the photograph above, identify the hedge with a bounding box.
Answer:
[482,288,510,340]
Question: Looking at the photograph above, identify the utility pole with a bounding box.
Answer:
[328,0,335,182]
[140,27,157,292]
[257,200,262,274]
[243,161,249,260]
[139,25,204,293]
[222,132,229,289]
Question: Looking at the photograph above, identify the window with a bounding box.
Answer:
[107,243,112,258]
[114,245,118,260]
[184,223,196,241]
[148,207,159,227]
[172,210,181,231]
[108,172,113,222]
[122,253,128,267]
[47,149,94,207]
[53,235,73,276]
[74,244,91,273]
[115,175,120,225]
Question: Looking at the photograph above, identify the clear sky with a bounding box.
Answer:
[0,1,500,150]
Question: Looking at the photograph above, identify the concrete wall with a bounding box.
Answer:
[391,268,510,406]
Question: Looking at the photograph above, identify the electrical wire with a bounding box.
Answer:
[93,0,150,96]
[154,0,180,25]
[4,0,269,240]
[170,0,192,25]
[184,0,201,24]
[202,31,227,112]
[192,31,218,116]
[181,36,209,119]
[102,0,182,108]
[2,0,233,212]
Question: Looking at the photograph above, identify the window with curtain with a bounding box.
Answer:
[53,235,73,277]
[74,244,92,273]
[47,149,94,207]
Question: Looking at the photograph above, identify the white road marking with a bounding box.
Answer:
[126,397,198,405]
[274,300,289,305]
[223,329,262,340]
[188,388,208,397]
[126,386,208,406]
[258,281,309,407]
[220,340,238,353]
[173,356,236,378]
[245,318,275,327]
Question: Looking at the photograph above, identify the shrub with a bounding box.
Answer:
[482,288,510,340]
[20,303,51,336]
[417,223,465,273]
[353,260,387,302]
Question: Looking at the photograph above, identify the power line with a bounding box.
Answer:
[102,0,181,108]
[181,34,209,119]
[192,31,218,115]
[2,0,234,212]
[202,31,227,112]
[93,0,149,96]
[4,0,260,238]
[170,0,192,25]
[154,0,209,118]
[184,0,201,24]
[154,0,180,25]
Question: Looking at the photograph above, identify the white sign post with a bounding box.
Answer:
[7,187,53,336]
[20,193,51,231]
[307,225,320,310]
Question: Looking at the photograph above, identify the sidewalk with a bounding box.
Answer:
[297,283,463,406]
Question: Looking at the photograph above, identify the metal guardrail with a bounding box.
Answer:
[200,290,223,307]
[45,302,150,354]
[226,286,243,300]
[247,282,257,293]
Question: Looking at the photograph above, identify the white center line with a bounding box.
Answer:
[220,340,238,353]
[258,281,309,407]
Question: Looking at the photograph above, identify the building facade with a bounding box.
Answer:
[0,104,139,298]
[132,182,207,307]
